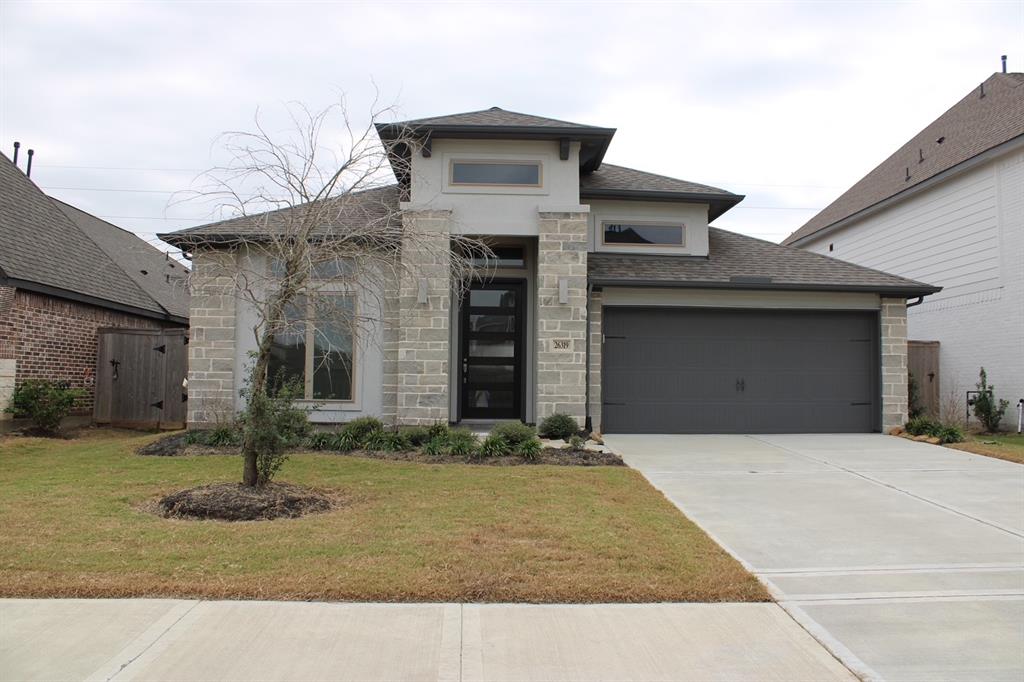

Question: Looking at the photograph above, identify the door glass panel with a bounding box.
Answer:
[466,390,513,410]
[465,364,514,386]
[470,288,516,308]
[468,339,514,358]
[469,313,514,333]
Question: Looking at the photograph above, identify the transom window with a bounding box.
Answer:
[267,294,355,401]
[470,246,526,268]
[450,160,542,187]
[602,222,685,246]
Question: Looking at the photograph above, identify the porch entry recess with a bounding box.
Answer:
[460,280,526,420]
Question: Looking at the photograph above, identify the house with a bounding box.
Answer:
[0,152,189,422]
[163,107,939,434]
[783,72,1023,419]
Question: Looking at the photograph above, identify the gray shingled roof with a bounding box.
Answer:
[160,185,401,245]
[590,227,940,296]
[784,72,1024,245]
[580,164,743,220]
[394,107,601,130]
[0,153,187,322]
[54,199,190,319]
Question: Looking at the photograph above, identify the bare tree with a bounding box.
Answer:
[174,97,489,487]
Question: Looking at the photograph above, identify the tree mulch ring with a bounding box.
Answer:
[137,433,190,456]
[157,482,335,521]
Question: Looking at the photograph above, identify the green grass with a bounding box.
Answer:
[949,432,1024,464]
[0,429,766,603]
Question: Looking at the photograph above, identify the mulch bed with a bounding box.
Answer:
[157,482,335,521]
[138,433,624,466]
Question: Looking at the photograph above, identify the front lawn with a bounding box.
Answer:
[0,430,766,603]
[948,432,1024,465]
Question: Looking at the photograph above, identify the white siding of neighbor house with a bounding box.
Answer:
[586,199,710,256]
[802,145,1024,414]
[405,139,586,236]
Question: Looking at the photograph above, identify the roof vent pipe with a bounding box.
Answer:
[12,141,20,166]
[980,82,986,99]
[1002,55,1008,73]
[26,149,34,178]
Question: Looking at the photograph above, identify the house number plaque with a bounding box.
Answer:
[552,339,571,351]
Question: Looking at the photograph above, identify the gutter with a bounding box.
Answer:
[586,277,943,299]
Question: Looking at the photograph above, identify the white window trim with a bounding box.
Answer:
[441,152,551,196]
[449,158,543,188]
[600,220,687,248]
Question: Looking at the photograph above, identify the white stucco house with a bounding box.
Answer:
[163,107,939,434]
[783,71,1023,422]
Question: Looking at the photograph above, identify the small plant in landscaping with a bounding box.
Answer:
[908,372,923,420]
[427,421,450,442]
[972,367,1009,433]
[447,429,479,458]
[237,379,311,485]
[186,425,242,447]
[423,436,448,457]
[538,413,578,440]
[491,421,535,448]
[568,434,586,450]
[341,416,385,446]
[364,429,412,452]
[400,426,432,447]
[904,416,964,444]
[937,425,965,444]
[478,433,510,458]
[4,380,85,436]
[516,437,543,462]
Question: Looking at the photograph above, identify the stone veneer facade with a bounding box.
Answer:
[535,211,589,426]
[881,296,909,431]
[393,210,452,425]
[186,249,238,426]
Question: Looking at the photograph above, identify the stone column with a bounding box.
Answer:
[881,297,909,431]
[536,211,588,426]
[396,210,452,425]
[187,248,238,427]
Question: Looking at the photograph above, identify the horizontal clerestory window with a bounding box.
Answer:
[450,160,542,187]
[602,222,685,246]
[267,294,356,401]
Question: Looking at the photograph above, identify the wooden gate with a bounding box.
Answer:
[94,328,188,429]
[908,340,940,418]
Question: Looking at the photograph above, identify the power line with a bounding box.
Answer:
[36,164,202,172]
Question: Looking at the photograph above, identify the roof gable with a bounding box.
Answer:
[784,72,1024,245]
[395,107,599,129]
[580,163,743,220]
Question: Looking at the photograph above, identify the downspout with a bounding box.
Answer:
[906,296,925,308]
[584,280,593,433]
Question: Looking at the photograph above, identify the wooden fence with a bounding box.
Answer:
[94,328,188,429]
[908,340,941,418]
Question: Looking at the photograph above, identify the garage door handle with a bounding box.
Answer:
[850,401,871,406]
[736,379,745,392]
[603,401,626,406]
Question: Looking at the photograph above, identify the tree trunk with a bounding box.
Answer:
[240,341,271,487]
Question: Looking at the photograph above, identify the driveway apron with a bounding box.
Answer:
[607,433,1024,682]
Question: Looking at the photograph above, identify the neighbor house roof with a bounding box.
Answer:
[160,185,401,246]
[590,227,940,297]
[0,153,188,323]
[376,106,617,174]
[784,72,1024,245]
[580,163,743,220]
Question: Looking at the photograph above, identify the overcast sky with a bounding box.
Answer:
[1,0,1021,256]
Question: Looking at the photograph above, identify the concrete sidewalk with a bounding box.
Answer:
[1,598,854,681]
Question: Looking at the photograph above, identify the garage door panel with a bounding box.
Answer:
[602,308,880,434]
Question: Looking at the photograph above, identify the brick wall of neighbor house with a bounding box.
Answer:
[536,211,588,425]
[0,286,171,415]
[588,288,603,433]
[881,297,909,430]
[394,210,452,425]
[187,249,238,427]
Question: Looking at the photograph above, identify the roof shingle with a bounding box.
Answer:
[394,107,602,130]
[784,72,1024,245]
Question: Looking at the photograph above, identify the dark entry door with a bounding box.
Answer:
[461,281,525,420]
[602,308,880,434]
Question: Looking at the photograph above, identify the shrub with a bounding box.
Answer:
[447,429,479,458]
[238,379,310,485]
[478,433,510,458]
[905,416,941,437]
[5,380,85,435]
[427,421,450,442]
[937,425,965,444]
[491,421,535,448]
[341,417,384,446]
[973,367,1009,433]
[423,436,448,457]
[516,437,543,462]
[364,429,411,452]
[908,372,923,420]
[186,425,242,447]
[538,413,578,440]
[568,434,586,449]
[304,431,337,450]
[400,426,431,447]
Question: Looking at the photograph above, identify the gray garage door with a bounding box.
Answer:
[602,308,880,434]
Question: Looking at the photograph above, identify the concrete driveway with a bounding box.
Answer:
[606,433,1024,682]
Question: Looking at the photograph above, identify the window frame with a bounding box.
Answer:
[270,292,358,404]
[600,220,687,248]
[448,158,544,188]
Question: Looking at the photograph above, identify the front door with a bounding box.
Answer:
[460,280,525,420]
